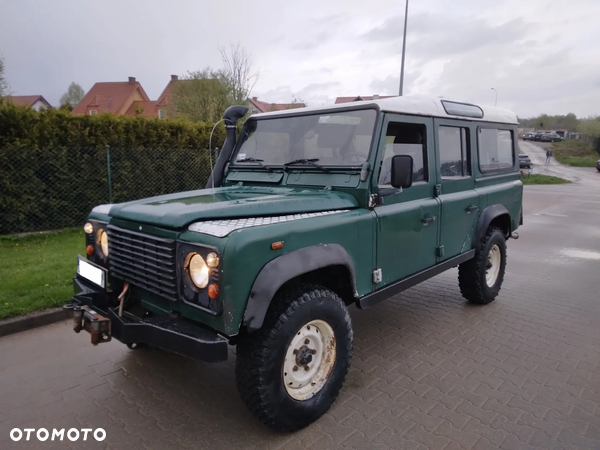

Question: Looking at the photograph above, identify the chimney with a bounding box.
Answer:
[252,97,258,100]
[171,74,178,82]
[128,77,136,83]
[373,94,379,100]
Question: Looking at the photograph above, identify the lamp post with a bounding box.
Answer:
[399,0,409,96]
[491,87,498,106]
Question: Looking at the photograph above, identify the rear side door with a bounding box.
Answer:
[373,114,440,286]
[434,119,480,261]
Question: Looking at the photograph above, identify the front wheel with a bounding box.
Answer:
[235,284,353,431]
[458,227,507,304]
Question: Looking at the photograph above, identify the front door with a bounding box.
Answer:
[434,119,480,261]
[373,114,440,287]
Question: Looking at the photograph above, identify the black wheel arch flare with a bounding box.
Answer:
[474,204,511,245]
[242,244,357,332]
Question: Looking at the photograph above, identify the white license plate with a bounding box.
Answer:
[77,257,106,288]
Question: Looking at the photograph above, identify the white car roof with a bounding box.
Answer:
[250,95,518,125]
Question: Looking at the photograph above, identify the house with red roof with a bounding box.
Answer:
[5,95,52,111]
[335,95,396,104]
[248,97,305,114]
[152,74,180,119]
[72,74,307,119]
[72,77,156,117]
[152,78,305,118]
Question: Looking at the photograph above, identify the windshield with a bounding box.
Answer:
[232,109,377,167]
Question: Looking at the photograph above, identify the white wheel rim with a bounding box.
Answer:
[486,244,501,287]
[283,319,336,401]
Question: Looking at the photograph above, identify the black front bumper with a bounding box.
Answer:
[67,277,228,362]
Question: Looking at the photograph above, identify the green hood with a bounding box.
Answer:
[108,186,359,229]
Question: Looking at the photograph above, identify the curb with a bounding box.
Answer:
[0,308,73,338]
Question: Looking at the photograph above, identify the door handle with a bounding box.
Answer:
[465,204,478,213]
[421,216,437,225]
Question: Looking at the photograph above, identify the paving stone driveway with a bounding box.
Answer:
[1,184,600,450]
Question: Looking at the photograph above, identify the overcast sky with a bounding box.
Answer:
[2,0,599,118]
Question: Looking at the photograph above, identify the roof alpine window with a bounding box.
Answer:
[441,101,484,119]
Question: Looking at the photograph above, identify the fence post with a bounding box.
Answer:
[106,145,113,203]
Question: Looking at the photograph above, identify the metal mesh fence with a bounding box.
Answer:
[0,146,216,235]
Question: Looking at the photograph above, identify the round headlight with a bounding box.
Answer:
[186,253,209,289]
[84,222,94,234]
[97,229,109,257]
[206,252,219,268]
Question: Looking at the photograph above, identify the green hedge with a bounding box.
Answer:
[0,101,225,234]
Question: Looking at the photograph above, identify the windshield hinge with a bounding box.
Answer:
[368,194,379,209]
[434,184,442,197]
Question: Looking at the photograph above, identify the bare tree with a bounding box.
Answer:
[218,44,259,104]
[286,95,307,109]
[0,54,10,97]
[60,82,85,107]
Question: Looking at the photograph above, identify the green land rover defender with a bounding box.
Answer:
[66,96,523,431]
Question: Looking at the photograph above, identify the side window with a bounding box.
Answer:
[478,128,514,172]
[378,122,427,186]
[439,126,470,178]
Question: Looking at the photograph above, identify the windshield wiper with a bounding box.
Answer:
[283,158,329,173]
[236,157,273,172]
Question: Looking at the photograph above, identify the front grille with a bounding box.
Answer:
[107,225,177,301]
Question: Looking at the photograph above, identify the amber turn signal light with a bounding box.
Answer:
[86,245,95,255]
[271,241,284,250]
[208,284,219,299]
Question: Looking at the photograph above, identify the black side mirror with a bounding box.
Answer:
[391,155,413,189]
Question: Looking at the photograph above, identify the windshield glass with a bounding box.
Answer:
[232,109,377,167]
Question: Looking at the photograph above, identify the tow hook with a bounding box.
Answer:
[72,305,112,345]
[511,232,519,240]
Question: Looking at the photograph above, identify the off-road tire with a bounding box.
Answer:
[235,284,353,431]
[458,227,507,304]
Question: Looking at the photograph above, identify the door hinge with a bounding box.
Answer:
[434,184,442,197]
[437,245,445,257]
[372,268,382,284]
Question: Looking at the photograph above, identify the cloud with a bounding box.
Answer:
[1,0,599,117]
[368,70,423,95]
[361,13,529,61]
[291,14,351,51]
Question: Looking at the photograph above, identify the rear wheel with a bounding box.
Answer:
[235,284,353,431]
[458,227,507,304]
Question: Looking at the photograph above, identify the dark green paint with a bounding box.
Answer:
[108,185,359,229]
[81,109,522,338]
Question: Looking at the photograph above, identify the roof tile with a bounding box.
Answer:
[72,81,150,115]
[5,95,51,108]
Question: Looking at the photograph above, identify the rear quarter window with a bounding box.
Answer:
[478,128,514,172]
